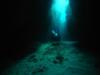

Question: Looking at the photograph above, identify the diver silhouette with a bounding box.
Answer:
[51,30,61,42]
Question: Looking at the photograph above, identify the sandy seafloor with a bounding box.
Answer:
[2,41,98,75]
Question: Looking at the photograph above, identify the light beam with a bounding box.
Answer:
[50,0,71,40]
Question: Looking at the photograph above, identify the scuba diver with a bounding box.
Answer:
[50,29,60,46]
[51,29,61,42]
